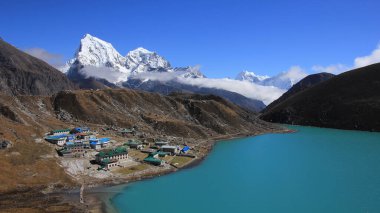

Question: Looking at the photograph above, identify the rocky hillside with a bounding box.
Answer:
[260,63,380,131]
[0,88,281,192]
[263,72,335,112]
[0,39,75,95]
[53,89,273,138]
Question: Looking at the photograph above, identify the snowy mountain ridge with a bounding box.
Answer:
[235,67,307,90]
[61,34,202,83]
[60,34,301,107]
[236,71,270,83]
[62,34,303,90]
[126,47,171,74]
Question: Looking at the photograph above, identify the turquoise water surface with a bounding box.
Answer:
[110,126,380,213]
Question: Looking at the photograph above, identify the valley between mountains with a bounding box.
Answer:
[1,33,380,212]
[0,36,290,212]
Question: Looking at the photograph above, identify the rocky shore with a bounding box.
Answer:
[67,128,293,213]
[0,127,293,213]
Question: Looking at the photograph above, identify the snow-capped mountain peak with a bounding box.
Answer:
[262,66,307,90]
[131,47,152,54]
[235,67,307,90]
[75,34,127,71]
[174,66,206,78]
[236,71,270,83]
[61,34,205,83]
[126,47,171,74]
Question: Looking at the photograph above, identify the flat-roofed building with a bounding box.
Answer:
[99,159,119,170]
[95,146,128,163]
[124,139,143,149]
[45,135,67,146]
[50,129,71,136]
[143,156,163,166]
[161,145,178,155]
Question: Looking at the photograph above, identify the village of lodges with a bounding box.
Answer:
[45,126,195,171]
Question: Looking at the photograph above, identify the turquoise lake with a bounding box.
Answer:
[110,126,380,213]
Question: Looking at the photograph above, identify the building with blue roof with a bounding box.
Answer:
[99,138,110,143]
[181,146,190,153]
[71,127,90,134]
[45,135,67,146]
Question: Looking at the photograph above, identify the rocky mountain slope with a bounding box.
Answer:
[260,63,380,131]
[263,72,335,112]
[0,38,75,95]
[52,89,273,137]
[0,88,281,192]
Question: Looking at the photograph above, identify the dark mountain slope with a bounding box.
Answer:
[122,79,266,112]
[260,63,380,131]
[0,39,75,95]
[263,72,335,112]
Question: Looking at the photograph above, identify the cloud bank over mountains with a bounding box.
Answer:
[25,34,380,106]
[55,34,305,105]
[177,77,286,105]
[129,70,286,105]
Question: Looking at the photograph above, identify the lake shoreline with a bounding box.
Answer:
[81,128,294,213]
[0,127,294,212]
[105,126,380,213]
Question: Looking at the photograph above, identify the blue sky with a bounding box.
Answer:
[1,0,380,78]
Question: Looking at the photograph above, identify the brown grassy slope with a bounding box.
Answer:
[0,94,74,192]
[53,89,275,138]
[0,89,279,194]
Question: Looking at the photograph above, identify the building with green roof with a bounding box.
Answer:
[156,151,169,157]
[95,146,128,163]
[144,156,163,166]
[119,128,136,136]
[148,151,169,158]
[124,139,143,149]
[50,128,71,135]
[45,136,67,146]
[98,159,119,170]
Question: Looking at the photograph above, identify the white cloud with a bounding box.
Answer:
[188,64,202,73]
[130,71,286,105]
[354,45,380,68]
[177,77,285,105]
[276,66,307,83]
[80,66,129,83]
[131,71,179,82]
[260,66,307,90]
[24,48,64,68]
[310,43,380,74]
[311,64,349,74]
